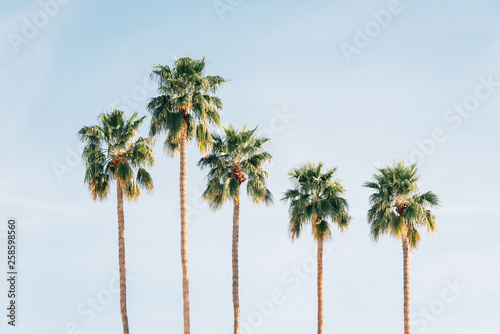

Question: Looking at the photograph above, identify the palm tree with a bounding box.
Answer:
[198,124,273,334]
[363,160,440,334]
[147,56,227,333]
[282,162,350,334]
[78,109,155,334]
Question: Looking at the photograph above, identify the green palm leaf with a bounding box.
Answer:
[147,56,228,155]
[282,162,351,241]
[363,159,440,249]
[199,124,273,208]
[79,108,155,201]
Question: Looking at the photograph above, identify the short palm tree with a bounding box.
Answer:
[78,109,154,334]
[147,56,227,334]
[363,160,440,334]
[282,162,350,334]
[198,124,273,334]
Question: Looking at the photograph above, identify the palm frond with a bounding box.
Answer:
[147,56,228,155]
[79,108,155,202]
[199,123,273,209]
[363,159,440,250]
[282,162,351,242]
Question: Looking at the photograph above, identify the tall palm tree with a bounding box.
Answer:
[363,160,440,334]
[147,56,227,333]
[198,124,273,334]
[282,162,350,334]
[78,109,155,334]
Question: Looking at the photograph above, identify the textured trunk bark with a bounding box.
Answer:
[180,123,190,334]
[403,238,410,334]
[317,238,324,334]
[232,194,240,334]
[116,181,130,334]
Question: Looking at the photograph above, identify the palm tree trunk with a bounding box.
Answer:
[317,238,324,334]
[402,238,410,334]
[116,181,130,334]
[180,123,190,334]
[232,194,240,334]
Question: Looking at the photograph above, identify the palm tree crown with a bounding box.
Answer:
[79,108,155,200]
[198,124,273,207]
[282,162,351,241]
[147,56,227,154]
[363,160,440,249]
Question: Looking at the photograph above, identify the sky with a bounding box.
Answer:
[0,0,499,333]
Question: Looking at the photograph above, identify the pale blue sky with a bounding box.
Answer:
[0,0,499,333]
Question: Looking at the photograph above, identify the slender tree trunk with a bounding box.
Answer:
[116,181,130,334]
[402,238,410,334]
[232,194,241,334]
[180,123,190,334]
[317,238,324,334]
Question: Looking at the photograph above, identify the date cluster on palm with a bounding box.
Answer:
[230,164,247,185]
[110,156,128,169]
